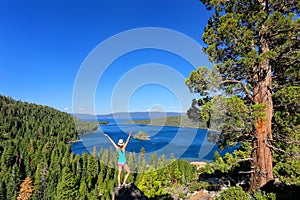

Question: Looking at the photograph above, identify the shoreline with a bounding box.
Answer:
[67,139,82,144]
[126,122,208,130]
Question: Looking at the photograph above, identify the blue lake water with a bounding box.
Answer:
[71,118,236,162]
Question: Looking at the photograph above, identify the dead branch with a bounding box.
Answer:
[236,158,254,163]
[239,170,255,174]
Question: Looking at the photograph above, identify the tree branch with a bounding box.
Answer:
[220,79,254,102]
[268,138,300,145]
[269,26,297,38]
[236,158,254,163]
[267,144,287,154]
[238,170,254,174]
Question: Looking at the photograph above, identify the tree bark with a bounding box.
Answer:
[250,22,274,190]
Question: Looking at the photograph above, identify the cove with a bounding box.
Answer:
[71,119,237,162]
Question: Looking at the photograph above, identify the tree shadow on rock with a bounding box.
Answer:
[260,179,300,200]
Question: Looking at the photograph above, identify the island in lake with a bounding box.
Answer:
[133,130,150,140]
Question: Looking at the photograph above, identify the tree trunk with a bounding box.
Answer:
[250,24,274,191]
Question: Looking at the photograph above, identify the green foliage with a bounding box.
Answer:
[137,158,198,198]
[148,151,158,168]
[216,186,251,200]
[272,86,300,185]
[178,191,185,199]
[0,181,6,199]
[252,190,276,200]
[138,167,167,198]
[73,117,99,135]
[128,115,206,128]
[187,0,300,191]
[0,95,114,199]
[274,159,300,186]
[188,181,210,191]
[79,180,88,200]
[56,167,78,200]
[198,142,252,190]
[185,66,217,95]
[137,147,147,174]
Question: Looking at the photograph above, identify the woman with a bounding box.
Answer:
[104,131,133,186]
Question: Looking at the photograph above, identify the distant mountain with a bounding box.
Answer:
[97,112,184,119]
[74,112,184,119]
[72,113,98,120]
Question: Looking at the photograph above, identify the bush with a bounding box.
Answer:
[252,190,276,200]
[188,181,210,191]
[216,186,251,200]
[178,191,185,199]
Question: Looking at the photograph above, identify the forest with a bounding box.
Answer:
[0,95,199,199]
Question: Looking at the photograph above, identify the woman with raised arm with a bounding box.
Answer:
[104,131,133,187]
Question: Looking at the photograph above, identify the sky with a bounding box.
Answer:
[0,0,213,115]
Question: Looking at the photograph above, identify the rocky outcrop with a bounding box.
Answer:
[190,161,208,170]
[133,131,150,140]
[112,182,148,200]
[189,190,215,200]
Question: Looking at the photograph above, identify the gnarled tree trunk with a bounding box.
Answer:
[250,24,274,190]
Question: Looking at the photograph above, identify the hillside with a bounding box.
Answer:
[0,95,101,199]
[128,115,207,128]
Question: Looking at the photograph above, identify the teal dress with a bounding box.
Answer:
[117,148,126,164]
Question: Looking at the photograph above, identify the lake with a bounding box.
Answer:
[71,118,236,162]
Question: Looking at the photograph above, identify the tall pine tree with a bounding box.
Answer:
[186,0,299,190]
[56,166,78,200]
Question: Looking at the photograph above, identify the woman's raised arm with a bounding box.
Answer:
[104,133,118,149]
[124,131,133,148]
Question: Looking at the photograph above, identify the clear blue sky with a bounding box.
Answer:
[0,0,212,115]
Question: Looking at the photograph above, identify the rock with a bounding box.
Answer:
[189,190,215,200]
[190,161,208,170]
[112,182,148,200]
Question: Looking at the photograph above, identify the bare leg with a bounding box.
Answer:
[118,165,122,186]
[123,164,131,185]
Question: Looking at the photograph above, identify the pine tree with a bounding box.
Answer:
[149,151,158,168]
[17,177,34,200]
[32,163,48,200]
[136,147,146,180]
[5,164,23,199]
[157,154,167,169]
[87,188,99,200]
[138,167,166,198]
[79,179,88,200]
[46,162,61,199]
[56,166,78,200]
[0,181,6,200]
[127,151,137,173]
[87,147,99,187]
[186,0,299,191]
[1,143,14,170]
